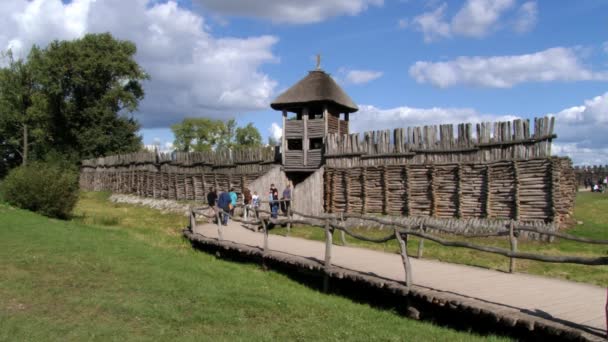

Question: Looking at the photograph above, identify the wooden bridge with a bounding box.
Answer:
[184,205,607,341]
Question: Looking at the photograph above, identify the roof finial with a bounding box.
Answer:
[316,54,321,70]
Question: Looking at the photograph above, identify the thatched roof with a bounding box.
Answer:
[271,70,358,113]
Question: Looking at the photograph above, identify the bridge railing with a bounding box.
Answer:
[188,200,608,290]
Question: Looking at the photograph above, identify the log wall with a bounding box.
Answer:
[324,157,576,225]
[79,147,280,201]
[325,117,556,167]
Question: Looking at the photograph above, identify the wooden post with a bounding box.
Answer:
[323,219,333,292]
[340,212,347,246]
[395,229,413,287]
[189,208,196,232]
[282,110,287,166]
[286,204,291,236]
[417,223,424,259]
[303,108,308,167]
[216,210,223,240]
[509,220,518,273]
[263,217,269,252]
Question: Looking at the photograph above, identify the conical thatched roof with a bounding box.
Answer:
[271,70,358,113]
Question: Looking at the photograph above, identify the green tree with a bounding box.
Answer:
[0,52,47,167]
[27,33,147,161]
[171,118,225,152]
[235,122,262,147]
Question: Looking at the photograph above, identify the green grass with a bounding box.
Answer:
[271,192,608,287]
[0,192,506,341]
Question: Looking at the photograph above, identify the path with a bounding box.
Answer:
[193,220,606,338]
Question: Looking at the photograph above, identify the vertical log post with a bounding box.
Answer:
[189,207,196,232]
[340,212,347,246]
[509,220,518,273]
[396,229,413,287]
[323,219,333,293]
[286,204,292,236]
[263,217,269,252]
[216,209,223,240]
[417,223,424,259]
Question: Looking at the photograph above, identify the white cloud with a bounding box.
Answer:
[451,0,515,37]
[269,122,283,141]
[513,1,538,33]
[192,0,384,24]
[411,3,451,42]
[397,18,409,29]
[409,47,608,88]
[350,92,608,165]
[343,69,383,85]
[0,0,279,128]
[351,104,517,134]
[410,0,535,42]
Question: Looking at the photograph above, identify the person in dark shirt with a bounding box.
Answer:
[207,188,218,223]
[217,190,232,226]
[270,184,279,219]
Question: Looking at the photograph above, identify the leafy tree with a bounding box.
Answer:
[0,52,47,167]
[171,118,225,152]
[172,118,263,151]
[235,122,262,147]
[26,33,148,161]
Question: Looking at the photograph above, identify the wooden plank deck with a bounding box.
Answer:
[191,221,606,340]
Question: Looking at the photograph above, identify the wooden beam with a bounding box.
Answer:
[282,110,287,166]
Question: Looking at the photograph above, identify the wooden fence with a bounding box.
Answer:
[189,202,608,289]
[325,116,555,167]
[79,146,280,200]
[323,157,576,225]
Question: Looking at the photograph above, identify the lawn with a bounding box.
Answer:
[0,192,505,341]
[271,192,608,287]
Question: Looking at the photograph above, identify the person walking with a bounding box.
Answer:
[281,183,292,215]
[217,190,232,226]
[206,187,218,223]
[270,184,279,219]
[243,187,252,220]
[229,188,237,217]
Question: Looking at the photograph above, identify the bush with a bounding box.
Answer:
[1,162,79,219]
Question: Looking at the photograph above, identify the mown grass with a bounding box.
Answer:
[272,192,608,287]
[0,192,507,341]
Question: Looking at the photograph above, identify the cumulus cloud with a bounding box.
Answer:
[350,104,517,134]
[409,47,608,88]
[411,3,451,42]
[0,0,279,128]
[350,92,608,164]
[410,0,536,42]
[513,1,538,33]
[192,0,383,24]
[342,69,383,85]
[269,122,283,141]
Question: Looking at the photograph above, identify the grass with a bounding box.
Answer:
[271,192,608,287]
[0,192,507,341]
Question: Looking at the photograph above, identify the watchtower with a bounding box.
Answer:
[271,59,358,172]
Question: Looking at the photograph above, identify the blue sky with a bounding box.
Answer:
[2,0,607,164]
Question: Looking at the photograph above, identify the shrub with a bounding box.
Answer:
[1,162,79,219]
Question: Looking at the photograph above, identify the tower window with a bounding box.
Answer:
[287,139,302,150]
[309,138,323,150]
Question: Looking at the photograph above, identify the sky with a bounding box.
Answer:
[1,0,607,164]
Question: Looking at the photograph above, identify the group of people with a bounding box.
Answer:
[583,176,608,193]
[205,183,292,226]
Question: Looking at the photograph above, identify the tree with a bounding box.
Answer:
[235,122,262,147]
[171,118,263,151]
[171,118,225,152]
[268,136,278,146]
[0,52,46,167]
[27,33,148,161]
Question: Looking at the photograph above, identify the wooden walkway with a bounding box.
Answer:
[191,221,606,340]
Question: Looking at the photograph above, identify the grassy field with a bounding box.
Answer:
[0,192,506,341]
[271,192,608,287]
